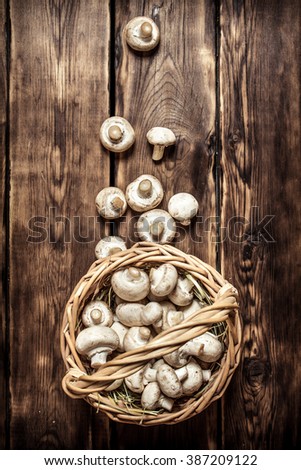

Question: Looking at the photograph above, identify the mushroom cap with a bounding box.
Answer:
[123,326,152,351]
[111,267,150,301]
[126,174,164,212]
[115,302,146,327]
[95,187,127,219]
[75,325,119,357]
[168,276,194,306]
[181,299,204,319]
[95,236,127,259]
[156,363,183,398]
[162,309,184,331]
[136,209,177,243]
[141,302,163,325]
[81,300,113,327]
[196,332,224,363]
[146,127,176,146]
[111,321,129,352]
[125,366,146,394]
[141,382,161,410]
[99,116,135,152]
[168,192,199,225]
[125,16,160,52]
[149,264,178,297]
[182,360,204,395]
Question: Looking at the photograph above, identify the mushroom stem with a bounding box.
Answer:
[150,221,164,239]
[90,351,109,367]
[152,145,165,161]
[158,395,174,411]
[140,21,153,39]
[90,309,102,324]
[138,179,153,198]
[108,125,123,142]
[175,366,188,382]
[128,267,141,279]
[111,196,124,211]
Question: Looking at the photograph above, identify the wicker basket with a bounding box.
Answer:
[61,242,242,426]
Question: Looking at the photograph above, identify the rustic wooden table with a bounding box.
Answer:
[1,0,300,450]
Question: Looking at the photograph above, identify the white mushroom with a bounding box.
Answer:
[201,369,212,382]
[181,299,205,319]
[168,193,199,226]
[111,267,150,301]
[124,16,160,52]
[182,360,204,396]
[123,326,152,351]
[126,174,164,212]
[111,321,129,352]
[99,116,135,152]
[195,332,224,363]
[115,301,162,327]
[141,382,174,411]
[168,276,194,306]
[81,300,113,327]
[161,309,184,331]
[125,366,147,394]
[95,187,127,220]
[116,303,145,327]
[149,264,178,297]
[152,300,179,333]
[143,363,158,383]
[156,363,187,398]
[75,325,119,368]
[164,332,224,368]
[136,209,177,243]
[152,359,166,370]
[95,236,127,259]
[142,302,163,325]
[104,379,123,392]
[146,127,176,161]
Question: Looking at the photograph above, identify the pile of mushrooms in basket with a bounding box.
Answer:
[60,115,242,426]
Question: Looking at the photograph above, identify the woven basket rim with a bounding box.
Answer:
[60,242,242,426]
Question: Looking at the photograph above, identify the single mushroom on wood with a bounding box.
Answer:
[111,267,150,302]
[124,16,160,52]
[95,236,127,259]
[81,300,113,327]
[95,187,127,220]
[168,192,199,226]
[100,116,135,153]
[136,209,177,243]
[75,325,119,368]
[126,174,164,212]
[146,127,176,161]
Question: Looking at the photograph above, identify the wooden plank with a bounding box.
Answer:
[220,0,301,449]
[9,0,111,449]
[0,0,8,450]
[113,0,218,448]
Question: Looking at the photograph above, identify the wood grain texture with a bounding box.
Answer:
[219,0,301,449]
[0,0,7,450]
[9,0,111,449]
[112,0,218,449]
